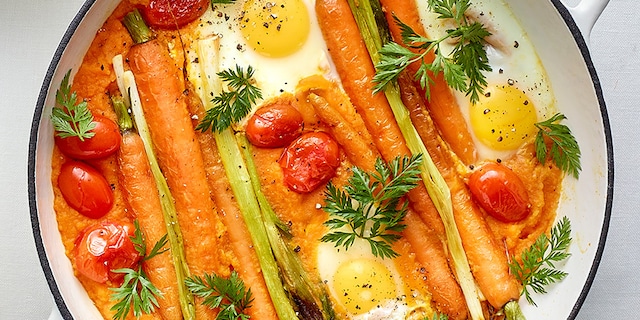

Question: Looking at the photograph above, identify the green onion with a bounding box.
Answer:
[190,36,303,319]
[113,54,196,320]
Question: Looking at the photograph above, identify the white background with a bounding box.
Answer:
[1,0,637,319]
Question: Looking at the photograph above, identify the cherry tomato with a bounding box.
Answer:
[467,162,531,223]
[246,102,304,148]
[54,113,121,160]
[58,160,114,219]
[279,132,341,193]
[142,0,210,29]
[74,220,140,283]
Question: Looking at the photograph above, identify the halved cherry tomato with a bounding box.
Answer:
[54,113,121,160]
[467,162,531,223]
[58,160,114,219]
[142,0,210,29]
[74,220,140,283]
[246,102,304,148]
[279,132,341,193]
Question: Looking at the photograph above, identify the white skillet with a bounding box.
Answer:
[28,0,613,319]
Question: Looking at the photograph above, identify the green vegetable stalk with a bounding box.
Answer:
[239,134,336,319]
[190,36,335,319]
[113,55,196,320]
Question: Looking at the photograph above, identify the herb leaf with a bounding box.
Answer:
[110,267,162,320]
[321,154,423,259]
[509,216,572,306]
[110,221,168,320]
[196,65,262,133]
[534,113,582,178]
[211,0,236,4]
[130,220,169,261]
[50,70,96,140]
[373,0,491,104]
[185,271,253,320]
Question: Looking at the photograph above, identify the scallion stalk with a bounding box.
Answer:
[238,134,336,319]
[112,55,196,320]
[122,9,154,45]
[189,36,301,319]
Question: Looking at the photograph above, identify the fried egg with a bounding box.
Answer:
[193,0,338,104]
[416,0,557,162]
[317,240,423,319]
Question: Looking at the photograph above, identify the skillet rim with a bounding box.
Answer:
[28,0,97,319]
[27,0,614,319]
[547,0,613,318]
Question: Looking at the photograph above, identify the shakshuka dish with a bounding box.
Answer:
[49,0,580,319]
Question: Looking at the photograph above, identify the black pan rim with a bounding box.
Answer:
[548,0,614,319]
[28,0,97,319]
[27,0,614,319]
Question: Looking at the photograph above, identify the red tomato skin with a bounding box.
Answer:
[246,103,304,148]
[279,132,341,193]
[74,221,141,283]
[467,162,531,223]
[58,161,114,219]
[54,114,121,160]
[142,0,209,29]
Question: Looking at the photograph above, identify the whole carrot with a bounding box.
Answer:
[113,96,183,320]
[123,11,230,319]
[184,81,279,320]
[315,0,446,239]
[310,94,468,320]
[378,0,477,165]
[299,73,467,319]
[398,72,521,309]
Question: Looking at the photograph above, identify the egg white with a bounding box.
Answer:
[192,0,338,105]
[316,240,419,318]
[415,0,558,162]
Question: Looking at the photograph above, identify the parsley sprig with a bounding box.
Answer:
[196,65,262,133]
[321,154,423,259]
[373,0,492,103]
[185,271,253,320]
[534,113,582,178]
[110,221,169,320]
[50,70,96,140]
[509,216,572,306]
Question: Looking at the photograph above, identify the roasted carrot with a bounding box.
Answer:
[186,36,307,319]
[315,0,446,239]
[296,75,379,167]
[315,0,406,159]
[116,120,182,320]
[378,0,477,165]
[184,82,279,320]
[398,72,521,308]
[127,39,230,319]
[300,74,468,319]
[402,211,468,320]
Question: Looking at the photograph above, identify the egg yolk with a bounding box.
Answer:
[240,0,310,57]
[470,85,538,151]
[332,258,397,315]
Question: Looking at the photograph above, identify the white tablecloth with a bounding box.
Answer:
[1,0,637,319]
